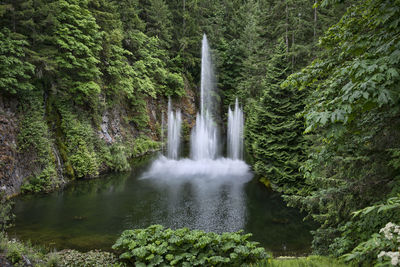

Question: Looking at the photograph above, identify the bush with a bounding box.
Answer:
[112,225,270,266]
[128,136,160,158]
[57,104,100,178]
[0,234,46,266]
[106,142,130,172]
[20,166,57,193]
[54,249,118,267]
[343,222,400,266]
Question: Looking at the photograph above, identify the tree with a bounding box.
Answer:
[140,0,173,49]
[0,28,34,94]
[88,0,136,99]
[284,0,400,256]
[246,39,306,192]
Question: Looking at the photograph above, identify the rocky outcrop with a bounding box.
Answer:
[0,84,197,198]
[0,95,26,197]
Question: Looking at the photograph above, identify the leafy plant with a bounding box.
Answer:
[112,225,270,266]
[343,222,400,266]
[0,234,47,266]
[54,249,118,267]
[128,136,160,158]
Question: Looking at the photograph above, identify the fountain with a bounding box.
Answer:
[227,98,244,160]
[143,34,252,232]
[159,33,246,162]
[161,111,165,154]
[167,98,181,160]
[191,34,219,160]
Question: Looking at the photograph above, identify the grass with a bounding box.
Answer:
[251,255,352,267]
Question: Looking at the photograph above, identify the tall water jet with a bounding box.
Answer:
[227,98,244,160]
[167,99,181,159]
[190,34,219,160]
[161,111,165,155]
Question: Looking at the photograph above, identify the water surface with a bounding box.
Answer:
[9,155,314,256]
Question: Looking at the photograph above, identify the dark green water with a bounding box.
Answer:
[9,155,314,256]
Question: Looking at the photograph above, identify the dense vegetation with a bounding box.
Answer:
[112,225,269,266]
[1,0,400,266]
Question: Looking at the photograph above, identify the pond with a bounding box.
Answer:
[8,154,314,256]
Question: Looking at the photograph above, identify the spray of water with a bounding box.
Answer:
[227,98,244,160]
[167,98,181,160]
[190,34,219,160]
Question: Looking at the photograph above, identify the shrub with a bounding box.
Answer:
[112,225,270,266]
[128,136,160,158]
[0,234,46,266]
[107,142,130,172]
[344,222,400,266]
[54,249,118,267]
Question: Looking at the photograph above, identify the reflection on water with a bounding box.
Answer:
[9,154,315,256]
[141,156,252,232]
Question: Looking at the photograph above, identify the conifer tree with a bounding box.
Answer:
[140,0,173,49]
[246,40,306,192]
[0,28,34,94]
[88,0,136,99]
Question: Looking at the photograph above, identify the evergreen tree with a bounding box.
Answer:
[246,40,306,192]
[88,0,136,99]
[0,28,34,94]
[140,0,173,49]
[284,0,400,256]
[236,0,266,102]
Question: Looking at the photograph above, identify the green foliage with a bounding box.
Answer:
[253,255,350,267]
[283,0,400,260]
[0,192,14,232]
[330,196,400,264]
[0,233,47,266]
[50,0,103,104]
[57,104,100,178]
[18,93,58,193]
[54,249,118,267]
[20,166,58,194]
[141,0,173,49]
[128,136,160,158]
[343,221,400,266]
[88,0,136,101]
[105,142,131,172]
[0,28,34,94]
[112,225,270,266]
[245,40,306,193]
